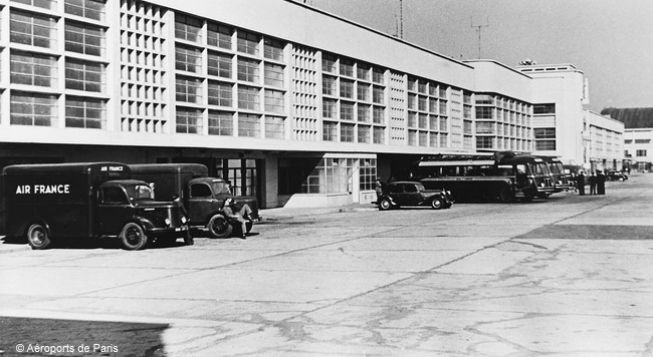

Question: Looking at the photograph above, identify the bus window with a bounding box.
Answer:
[516,164,527,175]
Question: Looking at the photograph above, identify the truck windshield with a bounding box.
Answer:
[212,182,232,195]
[125,184,155,201]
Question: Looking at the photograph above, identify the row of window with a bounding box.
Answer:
[175,14,284,62]
[322,122,385,144]
[175,108,285,139]
[11,0,105,19]
[9,92,105,128]
[10,52,105,92]
[174,79,285,114]
[9,9,106,54]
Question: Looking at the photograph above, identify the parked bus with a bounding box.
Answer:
[539,156,573,193]
[415,152,555,202]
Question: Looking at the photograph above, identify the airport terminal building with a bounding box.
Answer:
[0,0,622,208]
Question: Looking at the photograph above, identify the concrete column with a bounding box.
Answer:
[264,153,278,208]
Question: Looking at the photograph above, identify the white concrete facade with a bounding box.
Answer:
[517,64,588,165]
[584,110,624,171]
[624,128,653,171]
[0,0,610,207]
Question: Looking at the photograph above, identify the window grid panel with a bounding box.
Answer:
[65,0,105,21]
[208,111,233,136]
[208,81,233,107]
[10,11,58,49]
[238,114,261,137]
[237,86,260,111]
[207,23,232,49]
[65,22,105,56]
[175,77,203,103]
[176,108,203,134]
[10,51,58,87]
[65,60,105,92]
[10,92,57,126]
[207,52,232,78]
[65,96,106,129]
[265,116,285,139]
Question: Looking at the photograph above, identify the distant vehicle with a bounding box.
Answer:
[539,157,573,194]
[378,181,453,211]
[130,163,258,238]
[606,170,628,181]
[2,163,190,250]
[417,152,555,202]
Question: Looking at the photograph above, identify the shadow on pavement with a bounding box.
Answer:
[516,224,653,240]
[0,316,169,356]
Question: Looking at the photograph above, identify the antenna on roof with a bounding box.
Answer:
[399,0,404,39]
[471,16,489,59]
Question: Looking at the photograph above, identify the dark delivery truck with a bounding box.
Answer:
[2,162,191,250]
[129,163,259,238]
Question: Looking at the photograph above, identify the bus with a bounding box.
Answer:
[539,156,573,193]
[414,152,555,202]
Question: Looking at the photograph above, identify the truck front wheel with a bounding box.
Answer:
[120,222,148,250]
[27,223,51,250]
[207,214,233,238]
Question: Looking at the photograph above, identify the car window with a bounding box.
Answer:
[190,184,212,198]
[101,187,128,204]
[404,184,418,193]
[387,184,400,193]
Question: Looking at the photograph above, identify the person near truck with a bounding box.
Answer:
[222,197,253,239]
[576,171,585,195]
[374,178,385,203]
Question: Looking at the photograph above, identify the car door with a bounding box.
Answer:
[402,183,422,206]
[97,186,133,236]
[188,183,218,225]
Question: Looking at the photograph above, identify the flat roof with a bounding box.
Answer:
[281,0,473,69]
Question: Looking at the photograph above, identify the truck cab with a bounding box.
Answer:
[2,163,190,250]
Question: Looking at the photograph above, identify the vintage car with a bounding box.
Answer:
[606,170,628,181]
[378,181,453,210]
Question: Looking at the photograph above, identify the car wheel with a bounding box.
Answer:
[207,214,233,238]
[120,222,148,250]
[378,198,392,211]
[27,223,51,250]
[430,198,443,210]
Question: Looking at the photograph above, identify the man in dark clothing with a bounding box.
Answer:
[223,197,253,239]
[589,171,597,195]
[597,170,606,195]
[374,178,384,203]
[576,171,586,195]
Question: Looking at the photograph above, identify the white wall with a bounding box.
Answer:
[525,69,586,165]
[465,60,533,103]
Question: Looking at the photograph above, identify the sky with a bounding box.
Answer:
[307,0,653,112]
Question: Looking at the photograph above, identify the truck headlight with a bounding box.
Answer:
[165,218,171,226]
[181,216,187,224]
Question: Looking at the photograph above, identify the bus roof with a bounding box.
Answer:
[418,160,496,167]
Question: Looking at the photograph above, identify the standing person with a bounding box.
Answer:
[222,198,253,239]
[576,171,586,196]
[374,178,384,203]
[589,171,597,195]
[597,170,606,195]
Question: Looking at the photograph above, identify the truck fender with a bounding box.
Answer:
[205,210,225,225]
[23,219,51,238]
[131,216,155,231]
